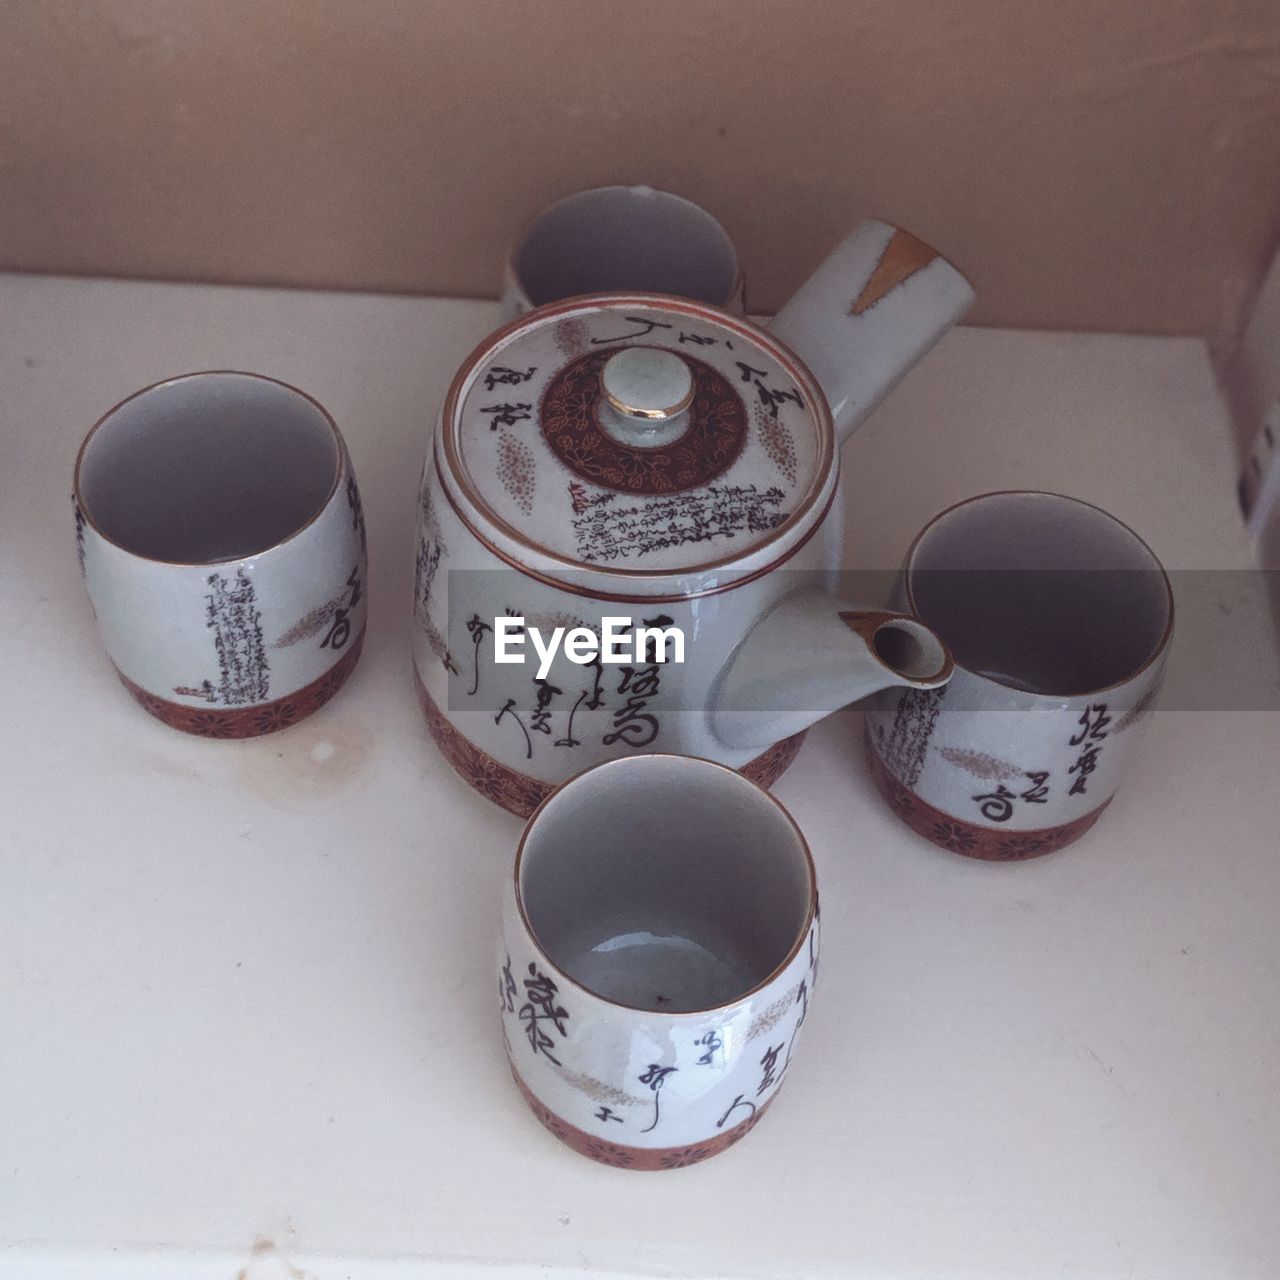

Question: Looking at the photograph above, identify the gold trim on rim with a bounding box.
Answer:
[512,753,819,1018]
[903,490,1175,699]
[838,609,955,686]
[73,370,348,568]
[604,386,694,421]
[439,293,836,582]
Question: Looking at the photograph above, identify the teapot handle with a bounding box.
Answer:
[768,222,974,446]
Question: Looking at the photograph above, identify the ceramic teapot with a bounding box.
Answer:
[412,221,973,815]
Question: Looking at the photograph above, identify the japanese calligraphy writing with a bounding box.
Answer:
[639,1063,678,1133]
[972,769,1053,822]
[601,616,673,749]
[204,569,269,705]
[482,365,537,393]
[518,962,569,1066]
[735,360,804,418]
[1068,703,1111,796]
[556,653,605,748]
[320,566,362,651]
[590,315,674,344]
[530,677,561,735]
[495,697,532,759]
[498,955,517,1014]
[572,484,788,563]
[72,495,87,576]
[346,474,367,554]
[695,1030,723,1066]
[466,614,492,695]
[478,402,532,430]
[758,1043,784,1095]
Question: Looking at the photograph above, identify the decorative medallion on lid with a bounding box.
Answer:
[541,348,746,494]
[447,298,829,573]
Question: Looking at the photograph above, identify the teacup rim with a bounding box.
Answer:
[73,369,347,568]
[903,489,1176,700]
[505,183,744,313]
[511,752,819,1019]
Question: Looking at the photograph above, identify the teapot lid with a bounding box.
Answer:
[440,296,832,576]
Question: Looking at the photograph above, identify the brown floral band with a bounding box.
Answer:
[508,1059,773,1171]
[415,671,806,817]
[116,627,365,738]
[864,726,1109,860]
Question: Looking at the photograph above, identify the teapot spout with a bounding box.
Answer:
[769,222,974,445]
[711,589,953,751]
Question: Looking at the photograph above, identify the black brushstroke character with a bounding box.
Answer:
[734,360,804,418]
[483,365,537,392]
[495,698,533,760]
[973,783,1017,823]
[758,1043,785,1096]
[72,494,87,576]
[695,1030,723,1066]
[530,678,561,736]
[556,653,605,748]
[1070,703,1112,746]
[498,955,517,1014]
[639,1064,677,1133]
[346,474,367,553]
[518,962,569,1065]
[1020,770,1050,804]
[205,569,269,705]
[755,382,804,416]
[602,615,675,748]
[637,613,676,663]
[603,663,661,748]
[1068,703,1111,795]
[465,614,492,695]
[595,1106,623,1125]
[715,1094,756,1129]
[1068,743,1104,795]
[590,315,674,344]
[479,402,532,430]
[320,567,363,651]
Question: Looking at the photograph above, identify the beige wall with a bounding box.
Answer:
[3,0,1280,342]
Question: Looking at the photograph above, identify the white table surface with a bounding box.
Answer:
[2,274,1278,1280]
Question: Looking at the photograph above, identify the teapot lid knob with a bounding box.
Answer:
[601,347,694,421]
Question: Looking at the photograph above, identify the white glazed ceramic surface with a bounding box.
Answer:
[866,492,1173,858]
[451,298,827,573]
[414,434,951,807]
[74,372,368,735]
[499,186,745,323]
[499,755,819,1170]
[417,224,975,809]
[770,221,974,442]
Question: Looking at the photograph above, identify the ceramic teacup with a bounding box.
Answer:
[500,754,818,1170]
[865,491,1173,859]
[499,185,744,322]
[73,371,368,737]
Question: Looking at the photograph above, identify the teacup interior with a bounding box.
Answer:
[518,756,812,1013]
[77,372,340,563]
[908,492,1171,695]
[515,186,739,308]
